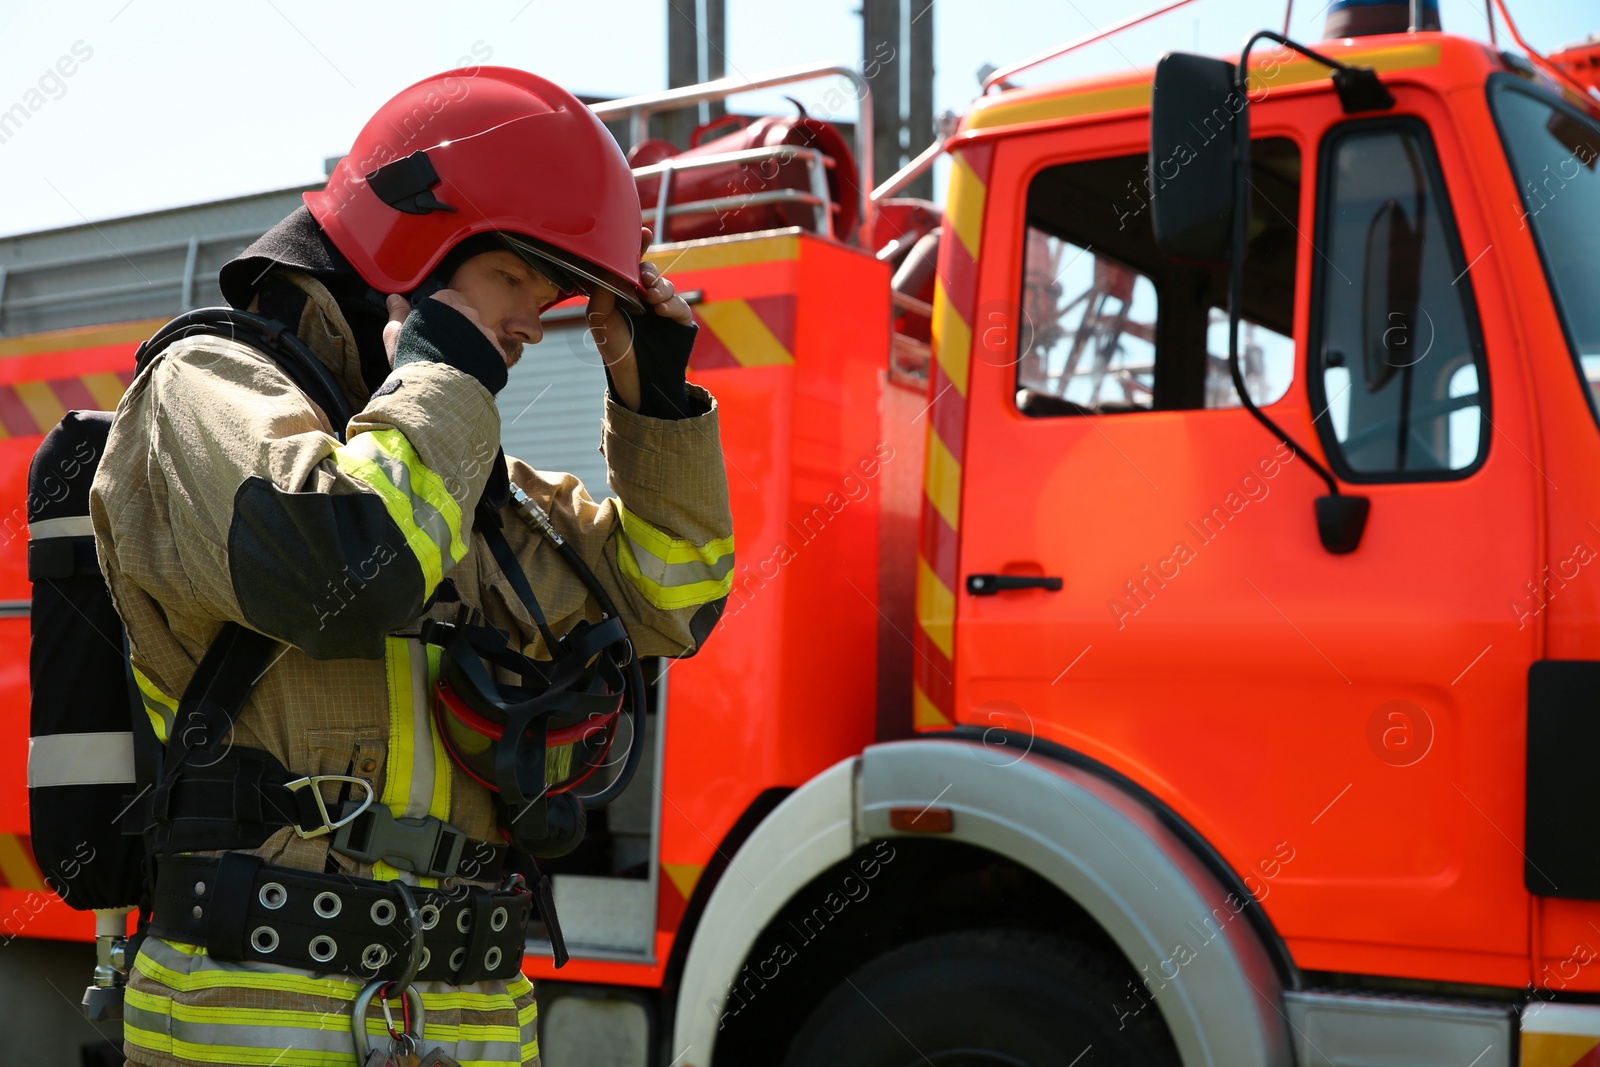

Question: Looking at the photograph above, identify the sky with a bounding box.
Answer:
[0,0,1594,238]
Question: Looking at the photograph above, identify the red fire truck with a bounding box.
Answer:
[6,0,1600,1063]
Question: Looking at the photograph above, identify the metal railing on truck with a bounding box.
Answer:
[592,64,875,246]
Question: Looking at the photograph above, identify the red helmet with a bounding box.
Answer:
[306,67,645,312]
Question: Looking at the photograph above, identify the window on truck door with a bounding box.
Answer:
[1487,78,1600,424]
[1016,138,1301,416]
[1307,119,1489,480]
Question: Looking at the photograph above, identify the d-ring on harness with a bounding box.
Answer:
[352,880,425,1060]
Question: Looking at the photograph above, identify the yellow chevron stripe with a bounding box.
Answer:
[651,232,800,274]
[917,556,956,661]
[913,684,952,728]
[663,862,703,901]
[925,431,962,533]
[1520,1033,1600,1067]
[948,153,988,262]
[0,317,164,359]
[931,282,972,397]
[696,299,794,366]
[0,834,45,892]
[14,380,65,433]
[82,372,130,410]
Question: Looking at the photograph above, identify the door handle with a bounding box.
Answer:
[966,574,1063,596]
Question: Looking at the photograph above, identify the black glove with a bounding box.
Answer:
[605,312,706,420]
[393,297,509,396]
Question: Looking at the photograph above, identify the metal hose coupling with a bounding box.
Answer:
[509,483,565,546]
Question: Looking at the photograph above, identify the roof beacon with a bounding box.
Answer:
[1325,0,1440,39]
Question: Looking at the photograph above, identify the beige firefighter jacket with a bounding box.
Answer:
[91,268,734,877]
[92,266,732,1067]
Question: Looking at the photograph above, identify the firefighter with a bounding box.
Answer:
[89,68,733,1067]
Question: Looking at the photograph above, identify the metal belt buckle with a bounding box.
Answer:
[284,775,376,839]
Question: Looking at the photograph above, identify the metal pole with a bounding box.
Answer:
[704,0,726,120]
[1408,0,1423,31]
[665,0,700,146]
[908,0,935,200]
[655,164,673,244]
[863,0,902,189]
[872,136,943,203]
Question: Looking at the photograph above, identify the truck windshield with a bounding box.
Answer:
[1490,81,1600,415]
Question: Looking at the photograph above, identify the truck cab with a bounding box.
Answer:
[656,10,1600,1067]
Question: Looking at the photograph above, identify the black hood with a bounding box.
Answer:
[219,206,393,392]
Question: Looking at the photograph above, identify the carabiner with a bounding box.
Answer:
[350,881,427,1059]
[351,979,424,1060]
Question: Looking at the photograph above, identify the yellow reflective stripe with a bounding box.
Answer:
[426,642,450,822]
[123,1029,343,1067]
[375,637,445,887]
[133,667,176,744]
[615,537,734,610]
[366,428,467,564]
[614,503,734,610]
[331,427,468,593]
[383,637,414,813]
[617,504,734,567]
[135,939,525,1012]
[334,448,444,591]
[134,950,359,1000]
[130,989,521,1043]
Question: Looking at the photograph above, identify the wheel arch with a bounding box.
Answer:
[669,738,1296,1067]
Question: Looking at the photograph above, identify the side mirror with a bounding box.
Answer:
[1360,198,1423,394]
[1150,53,1243,267]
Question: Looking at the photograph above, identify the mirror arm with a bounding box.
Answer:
[1225,42,1337,499]
[1230,38,1371,554]
[1242,30,1396,113]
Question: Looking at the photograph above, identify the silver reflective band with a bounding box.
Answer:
[28,515,94,539]
[27,732,135,788]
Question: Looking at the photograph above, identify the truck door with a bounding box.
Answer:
[951,94,1539,984]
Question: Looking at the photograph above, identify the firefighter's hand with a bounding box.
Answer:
[383,292,507,368]
[587,228,692,411]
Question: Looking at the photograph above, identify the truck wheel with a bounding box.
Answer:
[780,929,1179,1067]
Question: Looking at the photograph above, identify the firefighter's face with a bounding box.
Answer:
[447,250,566,367]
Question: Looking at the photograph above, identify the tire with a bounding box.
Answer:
[779,929,1180,1067]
